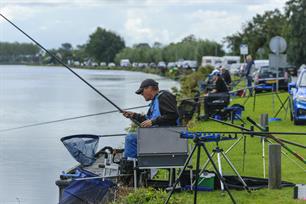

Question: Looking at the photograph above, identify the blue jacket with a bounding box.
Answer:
[133,90,179,126]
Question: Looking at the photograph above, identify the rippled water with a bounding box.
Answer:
[0,65,179,204]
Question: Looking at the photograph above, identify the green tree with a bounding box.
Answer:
[72,44,88,62]
[285,0,306,66]
[85,27,125,63]
[58,42,73,63]
[0,42,40,63]
[224,9,288,59]
[114,35,224,65]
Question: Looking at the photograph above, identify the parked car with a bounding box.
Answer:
[254,66,290,91]
[149,62,156,68]
[288,67,306,125]
[167,62,177,69]
[284,65,298,76]
[132,62,138,67]
[253,60,269,75]
[100,62,106,67]
[229,63,242,76]
[108,62,116,67]
[157,61,166,69]
[120,59,131,67]
[298,64,306,76]
[182,60,198,70]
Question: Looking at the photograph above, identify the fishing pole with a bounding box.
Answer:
[177,130,306,149]
[0,105,149,133]
[207,117,306,149]
[209,117,306,164]
[0,13,140,126]
[98,133,126,137]
[245,116,305,149]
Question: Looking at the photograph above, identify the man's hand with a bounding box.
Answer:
[140,119,153,127]
[122,111,135,118]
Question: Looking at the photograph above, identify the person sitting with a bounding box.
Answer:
[122,78,179,158]
[221,67,232,89]
[203,70,229,118]
[209,70,229,94]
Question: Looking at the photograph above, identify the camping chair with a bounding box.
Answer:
[203,92,230,119]
[178,99,198,125]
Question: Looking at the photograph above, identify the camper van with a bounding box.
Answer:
[201,56,240,68]
[222,56,240,68]
[201,56,222,67]
[120,59,131,67]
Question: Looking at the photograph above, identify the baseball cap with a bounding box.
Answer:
[135,79,159,94]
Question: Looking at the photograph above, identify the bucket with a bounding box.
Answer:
[198,172,215,189]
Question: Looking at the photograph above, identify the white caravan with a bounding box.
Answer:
[201,56,223,67]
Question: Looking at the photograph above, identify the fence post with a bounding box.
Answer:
[268,144,281,189]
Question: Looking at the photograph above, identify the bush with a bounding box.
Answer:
[179,65,213,97]
[113,188,186,204]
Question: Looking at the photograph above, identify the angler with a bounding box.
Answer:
[122,78,179,158]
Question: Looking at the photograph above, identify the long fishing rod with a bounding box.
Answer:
[209,117,306,164]
[0,105,149,133]
[0,90,209,134]
[0,13,140,126]
[180,130,306,149]
[208,116,306,146]
[245,116,305,149]
[246,117,306,163]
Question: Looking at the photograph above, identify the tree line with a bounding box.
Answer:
[0,42,41,63]
[225,0,306,67]
[1,0,305,67]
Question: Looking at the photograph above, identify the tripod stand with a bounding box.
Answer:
[164,137,236,204]
[273,94,292,119]
[197,142,250,192]
[243,85,286,114]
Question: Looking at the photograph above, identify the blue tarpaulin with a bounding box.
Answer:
[60,168,116,204]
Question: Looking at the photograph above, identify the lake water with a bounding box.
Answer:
[0,65,179,204]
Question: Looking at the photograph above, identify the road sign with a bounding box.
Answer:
[240,44,248,55]
[269,36,287,54]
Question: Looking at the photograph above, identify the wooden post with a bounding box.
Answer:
[268,144,281,189]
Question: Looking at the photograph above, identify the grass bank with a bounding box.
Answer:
[114,92,306,204]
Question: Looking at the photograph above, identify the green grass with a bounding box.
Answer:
[172,92,306,203]
[115,92,306,204]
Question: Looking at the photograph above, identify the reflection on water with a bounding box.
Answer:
[0,65,179,204]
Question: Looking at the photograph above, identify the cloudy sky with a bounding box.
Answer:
[0,0,287,49]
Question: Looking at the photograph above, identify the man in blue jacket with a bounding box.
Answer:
[122,79,179,158]
[123,78,179,127]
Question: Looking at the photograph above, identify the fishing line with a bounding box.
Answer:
[0,105,149,133]
[0,92,200,133]
[0,13,140,126]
